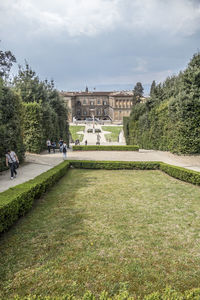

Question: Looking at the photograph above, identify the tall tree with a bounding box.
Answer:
[0,47,16,79]
[133,82,144,103]
[150,80,156,97]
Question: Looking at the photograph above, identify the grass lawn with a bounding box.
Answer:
[0,169,200,298]
[69,125,85,142]
[102,126,122,142]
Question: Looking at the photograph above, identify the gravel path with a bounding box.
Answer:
[1,148,200,193]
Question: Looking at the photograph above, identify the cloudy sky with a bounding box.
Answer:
[0,0,200,94]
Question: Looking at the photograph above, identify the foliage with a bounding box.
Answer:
[72,145,139,151]
[133,82,144,103]
[0,47,16,78]
[0,161,70,233]
[14,63,69,151]
[23,102,44,153]
[125,53,200,154]
[0,78,25,171]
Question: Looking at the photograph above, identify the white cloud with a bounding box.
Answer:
[1,0,200,38]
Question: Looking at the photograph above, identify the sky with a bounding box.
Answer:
[0,0,200,94]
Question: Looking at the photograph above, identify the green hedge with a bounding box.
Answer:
[159,163,200,185]
[72,145,139,151]
[70,160,159,170]
[0,161,70,233]
[70,160,200,185]
[6,287,200,299]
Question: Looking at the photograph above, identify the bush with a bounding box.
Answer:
[70,160,159,170]
[23,102,44,153]
[87,129,93,133]
[0,161,70,233]
[95,128,101,133]
[159,162,200,185]
[72,145,139,151]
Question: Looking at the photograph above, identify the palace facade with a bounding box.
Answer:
[61,90,136,123]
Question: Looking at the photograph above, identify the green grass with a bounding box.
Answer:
[0,169,200,299]
[69,125,85,142]
[102,126,122,142]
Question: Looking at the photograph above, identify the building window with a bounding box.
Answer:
[97,109,101,115]
[83,100,86,104]
[90,101,94,106]
[97,100,101,104]
[77,109,81,115]
[103,101,107,105]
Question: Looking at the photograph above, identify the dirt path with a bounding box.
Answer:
[1,148,200,193]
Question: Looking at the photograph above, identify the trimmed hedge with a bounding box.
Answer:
[0,161,70,233]
[70,160,160,170]
[5,287,200,299]
[159,162,200,185]
[72,145,139,151]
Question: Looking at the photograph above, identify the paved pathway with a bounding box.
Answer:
[1,148,200,193]
[1,124,200,193]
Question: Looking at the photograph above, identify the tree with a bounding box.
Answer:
[133,82,144,103]
[0,47,16,78]
[150,80,156,97]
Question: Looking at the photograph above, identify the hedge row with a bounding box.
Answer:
[70,160,160,170]
[72,145,139,151]
[5,287,200,299]
[71,160,200,186]
[1,160,200,234]
[0,161,70,233]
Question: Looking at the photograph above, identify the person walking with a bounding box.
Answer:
[59,138,64,153]
[51,141,56,153]
[46,139,51,153]
[62,142,67,160]
[5,149,19,180]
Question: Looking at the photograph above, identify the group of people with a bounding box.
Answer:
[46,139,67,159]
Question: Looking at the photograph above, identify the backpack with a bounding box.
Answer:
[63,145,67,153]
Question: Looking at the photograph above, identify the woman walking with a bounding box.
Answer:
[5,149,19,180]
[62,142,67,160]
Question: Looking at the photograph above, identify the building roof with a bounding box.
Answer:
[61,91,133,97]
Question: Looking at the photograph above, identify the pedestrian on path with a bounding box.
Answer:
[46,139,51,153]
[85,140,87,146]
[59,138,64,152]
[51,141,56,153]
[62,142,67,160]
[5,149,19,180]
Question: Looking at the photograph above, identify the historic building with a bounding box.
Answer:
[61,89,135,123]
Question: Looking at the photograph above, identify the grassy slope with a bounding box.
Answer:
[69,126,85,142]
[0,169,200,298]
[102,126,122,142]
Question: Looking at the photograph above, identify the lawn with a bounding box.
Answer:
[0,169,200,299]
[69,125,85,142]
[102,126,122,142]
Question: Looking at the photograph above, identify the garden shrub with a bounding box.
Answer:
[0,161,70,233]
[70,160,159,170]
[72,145,139,151]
